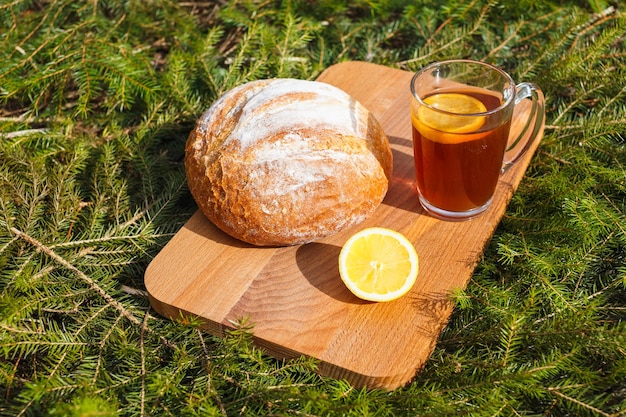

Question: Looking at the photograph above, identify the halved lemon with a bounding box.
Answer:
[338,227,419,302]
[417,92,487,134]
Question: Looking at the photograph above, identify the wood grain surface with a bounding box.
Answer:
[144,61,544,390]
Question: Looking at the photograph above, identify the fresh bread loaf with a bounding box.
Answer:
[185,78,393,246]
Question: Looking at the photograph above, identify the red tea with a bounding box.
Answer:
[412,90,511,213]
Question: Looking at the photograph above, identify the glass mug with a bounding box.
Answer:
[410,59,545,221]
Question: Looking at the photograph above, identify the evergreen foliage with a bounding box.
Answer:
[1,0,624,415]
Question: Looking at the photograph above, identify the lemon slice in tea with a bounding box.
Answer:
[338,228,419,302]
[418,92,487,134]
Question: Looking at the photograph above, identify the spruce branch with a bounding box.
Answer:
[90,306,124,386]
[569,5,620,53]
[8,226,174,350]
[0,128,49,139]
[140,310,148,417]
[498,314,524,368]
[196,328,228,416]
[398,0,493,68]
[547,388,615,417]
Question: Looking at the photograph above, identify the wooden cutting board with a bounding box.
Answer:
[145,61,544,390]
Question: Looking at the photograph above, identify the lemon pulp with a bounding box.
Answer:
[338,228,419,302]
[416,92,487,135]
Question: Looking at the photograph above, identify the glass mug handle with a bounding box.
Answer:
[502,82,545,172]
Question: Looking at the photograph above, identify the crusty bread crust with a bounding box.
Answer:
[185,78,393,246]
